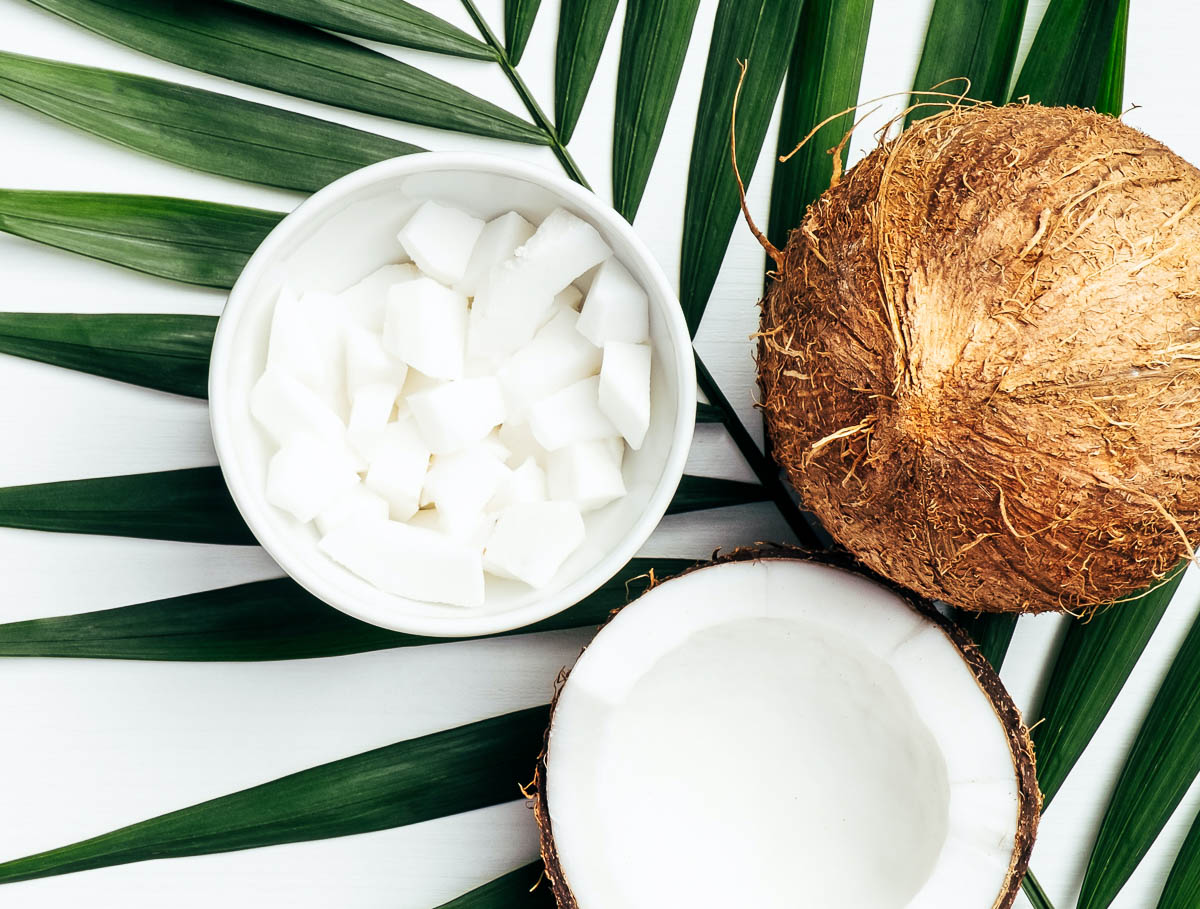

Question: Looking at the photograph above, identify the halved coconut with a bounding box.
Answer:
[534,551,1038,909]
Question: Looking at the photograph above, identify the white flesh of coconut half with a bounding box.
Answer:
[540,556,1035,909]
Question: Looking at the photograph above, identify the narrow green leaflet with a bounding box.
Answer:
[0,559,691,661]
[1094,0,1130,116]
[957,612,1019,672]
[1158,808,1200,909]
[437,862,554,909]
[1078,604,1200,909]
[1033,568,1185,808]
[666,475,768,514]
[0,707,548,885]
[228,0,496,59]
[695,402,724,423]
[1022,871,1055,909]
[0,52,419,192]
[0,467,254,545]
[554,0,619,143]
[1011,0,1128,112]
[767,0,874,252]
[611,0,703,221]
[28,0,546,145]
[0,465,751,545]
[909,0,1028,117]
[505,0,544,65]
[0,312,216,399]
[678,0,806,335]
[0,192,281,288]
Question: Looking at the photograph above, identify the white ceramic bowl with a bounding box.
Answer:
[210,153,696,638]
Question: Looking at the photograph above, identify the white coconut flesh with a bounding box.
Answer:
[544,558,1025,909]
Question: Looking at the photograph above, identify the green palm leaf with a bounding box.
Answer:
[677,0,805,334]
[0,559,690,661]
[1158,808,1200,909]
[0,312,216,398]
[1011,0,1128,114]
[0,51,419,192]
[437,862,553,908]
[553,0,619,143]
[0,467,254,544]
[28,0,545,144]
[0,465,759,544]
[909,0,1028,116]
[1078,606,1200,908]
[505,0,544,65]
[0,192,282,287]
[667,475,768,514]
[767,0,874,252]
[957,612,1019,671]
[227,0,496,60]
[611,0,702,220]
[695,402,724,423]
[0,706,548,885]
[1033,568,1186,808]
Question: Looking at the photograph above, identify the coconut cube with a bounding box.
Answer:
[363,418,431,521]
[344,324,409,397]
[497,419,549,468]
[347,383,398,434]
[266,432,360,523]
[540,285,584,328]
[339,263,420,331]
[467,264,557,360]
[251,369,347,448]
[319,518,485,607]
[423,445,512,535]
[497,309,602,421]
[546,438,626,511]
[598,342,652,449]
[383,277,469,380]
[315,482,390,536]
[455,211,535,297]
[529,376,618,451]
[408,377,506,454]
[489,456,548,512]
[396,200,486,286]
[515,207,612,295]
[576,258,650,347]
[266,287,346,413]
[483,501,585,588]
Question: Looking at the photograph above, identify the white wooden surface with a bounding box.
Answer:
[1,1,1198,906]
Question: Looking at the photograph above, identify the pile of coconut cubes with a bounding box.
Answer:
[250,201,652,608]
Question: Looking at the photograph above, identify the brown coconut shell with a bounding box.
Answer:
[531,547,1040,909]
[758,104,1200,614]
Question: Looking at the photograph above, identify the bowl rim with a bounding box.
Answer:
[210,151,697,637]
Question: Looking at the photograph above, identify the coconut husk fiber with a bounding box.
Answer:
[758,103,1200,614]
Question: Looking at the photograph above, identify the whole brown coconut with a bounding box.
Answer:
[759,103,1200,614]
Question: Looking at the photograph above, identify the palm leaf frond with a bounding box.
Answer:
[28,0,546,144]
[436,862,554,908]
[227,0,496,59]
[0,467,254,544]
[611,0,702,220]
[0,558,690,661]
[504,0,544,65]
[0,192,282,287]
[0,311,217,398]
[1079,604,1200,908]
[678,0,805,334]
[767,0,874,252]
[0,707,548,885]
[553,0,619,144]
[0,51,419,192]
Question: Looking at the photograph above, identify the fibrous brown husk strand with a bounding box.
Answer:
[759,103,1200,614]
